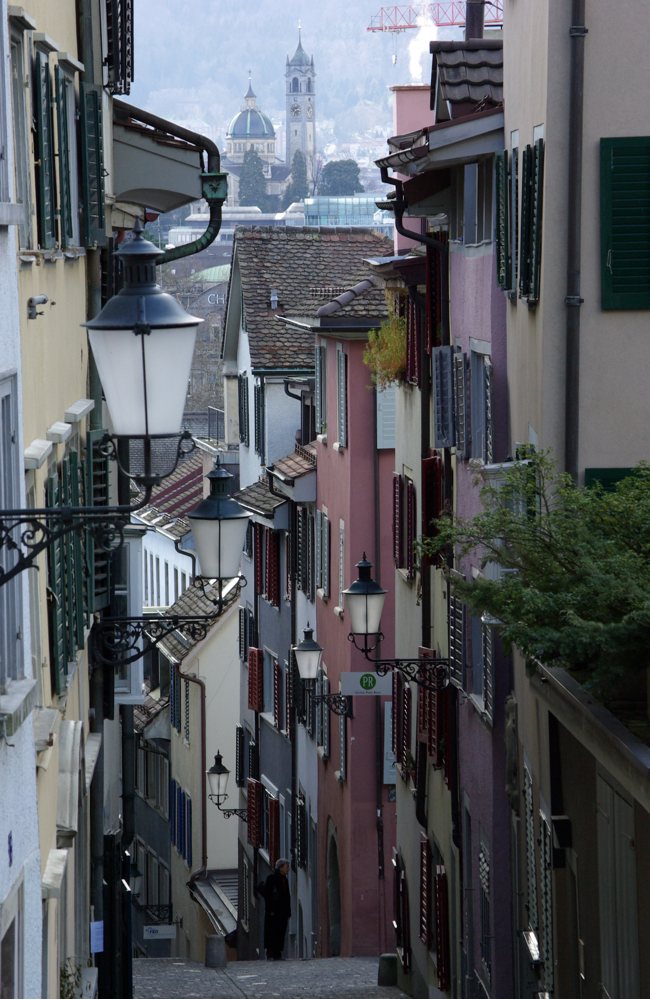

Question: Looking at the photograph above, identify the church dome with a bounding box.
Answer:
[227,107,275,140]
[227,79,275,140]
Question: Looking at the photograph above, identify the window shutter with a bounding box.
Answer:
[235,724,245,786]
[338,710,347,781]
[34,50,56,249]
[247,647,264,712]
[392,671,402,757]
[254,525,264,596]
[46,473,67,695]
[314,509,322,591]
[273,658,283,730]
[434,865,451,992]
[296,796,307,869]
[428,685,445,769]
[254,383,265,459]
[482,623,494,722]
[63,452,85,650]
[268,795,280,867]
[55,67,73,247]
[519,143,533,299]
[448,589,465,687]
[80,83,106,247]
[285,656,295,740]
[186,797,193,867]
[337,348,348,447]
[529,138,545,304]
[393,473,403,567]
[247,609,258,649]
[376,384,397,450]
[524,766,539,930]
[419,836,432,947]
[267,530,281,606]
[321,675,330,759]
[238,375,250,445]
[405,298,421,386]
[406,478,416,580]
[400,683,412,775]
[453,351,470,458]
[600,136,650,309]
[178,789,185,858]
[296,508,305,593]
[539,814,554,995]
[85,429,111,611]
[169,779,177,846]
[495,149,510,289]
[321,513,330,598]
[247,779,263,847]
[315,344,326,434]
[433,346,455,449]
[239,607,247,661]
[105,0,134,94]
[483,357,494,465]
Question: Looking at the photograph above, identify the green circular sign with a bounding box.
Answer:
[360,673,377,691]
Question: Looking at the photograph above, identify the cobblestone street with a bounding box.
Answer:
[133,956,412,999]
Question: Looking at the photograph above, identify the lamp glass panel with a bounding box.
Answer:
[295,646,321,680]
[89,325,197,436]
[192,515,249,580]
[345,589,386,635]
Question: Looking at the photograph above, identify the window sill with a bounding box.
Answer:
[332,442,345,453]
[317,587,329,603]
[332,605,344,619]
[316,433,328,445]
[0,677,38,738]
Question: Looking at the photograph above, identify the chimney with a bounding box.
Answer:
[465,0,485,40]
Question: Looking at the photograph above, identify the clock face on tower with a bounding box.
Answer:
[290,102,301,118]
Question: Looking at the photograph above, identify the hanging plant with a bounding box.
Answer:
[363,291,407,388]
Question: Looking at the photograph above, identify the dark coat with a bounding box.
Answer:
[259,870,291,957]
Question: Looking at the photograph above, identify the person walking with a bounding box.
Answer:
[259,858,291,960]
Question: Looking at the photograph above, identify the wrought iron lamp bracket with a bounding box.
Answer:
[207,793,248,821]
[348,632,449,691]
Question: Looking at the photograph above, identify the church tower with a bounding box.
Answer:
[285,28,316,184]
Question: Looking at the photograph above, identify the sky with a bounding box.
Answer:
[125,1,459,155]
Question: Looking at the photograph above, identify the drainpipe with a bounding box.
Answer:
[564,0,587,481]
[112,100,228,266]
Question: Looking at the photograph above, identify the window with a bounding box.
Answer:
[336,347,348,447]
[495,143,519,294]
[33,43,57,249]
[80,83,106,247]
[433,346,455,449]
[470,350,493,464]
[479,840,492,985]
[9,25,32,247]
[247,647,264,713]
[600,136,650,309]
[405,298,423,387]
[315,344,327,435]
[238,606,256,661]
[0,877,23,999]
[0,377,22,692]
[264,530,281,607]
[393,851,411,972]
[55,58,81,247]
[463,160,493,245]
[296,506,315,600]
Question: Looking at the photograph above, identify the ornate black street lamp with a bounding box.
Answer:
[294,625,351,717]
[343,555,449,691]
[206,751,248,820]
[0,222,202,588]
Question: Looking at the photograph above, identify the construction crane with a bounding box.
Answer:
[367,1,503,31]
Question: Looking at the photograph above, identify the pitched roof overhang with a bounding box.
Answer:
[113,99,204,213]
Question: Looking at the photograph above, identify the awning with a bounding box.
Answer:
[42,848,69,899]
[189,870,238,936]
[57,720,82,845]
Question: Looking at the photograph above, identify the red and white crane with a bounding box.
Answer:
[367,1,503,32]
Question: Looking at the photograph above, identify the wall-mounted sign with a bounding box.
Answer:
[339,671,393,696]
[143,925,177,940]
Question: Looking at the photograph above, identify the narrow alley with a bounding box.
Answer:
[133,956,415,999]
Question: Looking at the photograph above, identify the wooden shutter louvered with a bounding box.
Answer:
[337,348,348,447]
[46,473,67,695]
[482,623,494,723]
[529,138,545,304]
[419,836,432,947]
[169,778,177,846]
[406,479,416,580]
[268,796,280,867]
[254,525,264,596]
[247,647,264,712]
[483,357,494,465]
[266,530,280,606]
[495,149,510,289]
[392,671,400,756]
[296,797,307,868]
[285,655,295,740]
[434,866,451,992]
[55,67,73,247]
[273,658,283,730]
[86,429,111,611]
[315,344,326,434]
[235,724,245,786]
[247,779,263,847]
[453,351,470,458]
[186,797,193,867]
[433,346,455,449]
[406,298,421,386]
[80,83,106,246]
[401,684,412,775]
[64,452,85,648]
[34,50,56,249]
[254,383,265,458]
[519,143,533,299]
[321,675,330,759]
[393,474,403,567]
[421,452,444,546]
[239,607,247,660]
[248,738,259,780]
[448,590,465,687]
[600,136,650,309]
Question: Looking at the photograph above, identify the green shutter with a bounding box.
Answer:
[55,67,73,247]
[518,144,532,299]
[46,474,68,694]
[600,136,650,310]
[495,150,510,289]
[80,83,106,247]
[85,429,111,610]
[529,139,545,304]
[34,50,56,249]
[65,451,86,647]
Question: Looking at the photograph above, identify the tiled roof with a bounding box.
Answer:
[232,227,393,370]
[430,40,503,119]
[233,476,287,519]
[269,442,317,482]
[151,579,239,663]
[135,452,204,539]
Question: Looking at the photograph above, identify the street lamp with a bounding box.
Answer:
[206,751,248,820]
[91,459,251,664]
[294,625,351,717]
[343,555,449,691]
[0,221,202,587]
